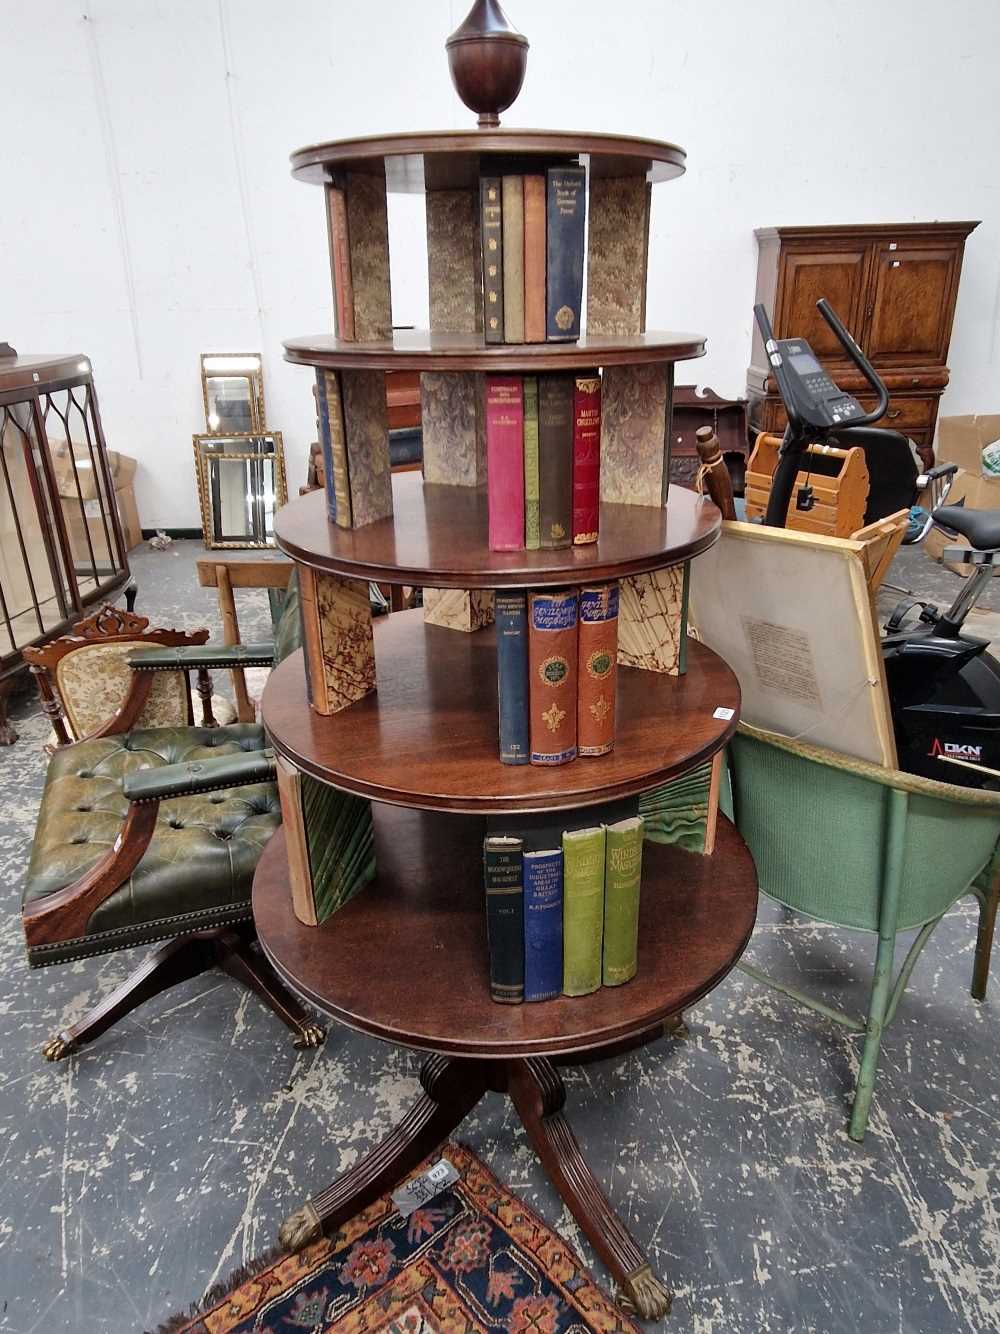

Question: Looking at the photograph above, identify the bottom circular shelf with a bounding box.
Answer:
[253,806,758,1060]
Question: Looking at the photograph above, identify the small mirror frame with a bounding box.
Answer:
[193,431,288,549]
[199,353,267,434]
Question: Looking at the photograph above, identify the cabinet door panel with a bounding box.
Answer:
[776,248,870,357]
[866,247,958,366]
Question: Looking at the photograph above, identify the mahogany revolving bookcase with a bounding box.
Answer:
[253,121,758,1321]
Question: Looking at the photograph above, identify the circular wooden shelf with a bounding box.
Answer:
[289,128,686,192]
[262,612,740,814]
[284,329,706,372]
[275,476,720,589]
[253,809,757,1058]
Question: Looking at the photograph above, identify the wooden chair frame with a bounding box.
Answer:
[22,602,219,746]
[196,556,294,723]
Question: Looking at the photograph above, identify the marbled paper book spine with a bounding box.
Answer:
[426,188,479,335]
[345,171,392,341]
[420,372,484,487]
[528,589,578,766]
[341,370,393,528]
[578,583,619,756]
[617,564,688,675]
[586,176,651,336]
[301,570,376,716]
[599,363,670,507]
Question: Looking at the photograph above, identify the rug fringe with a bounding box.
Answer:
[145,1244,289,1334]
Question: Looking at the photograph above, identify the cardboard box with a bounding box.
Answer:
[923,467,1000,577]
[51,440,143,554]
[937,414,1000,478]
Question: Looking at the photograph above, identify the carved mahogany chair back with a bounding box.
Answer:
[22,603,212,746]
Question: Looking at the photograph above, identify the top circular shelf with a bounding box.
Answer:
[284,329,706,373]
[289,128,686,193]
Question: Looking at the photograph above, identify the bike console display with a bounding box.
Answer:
[763,339,865,429]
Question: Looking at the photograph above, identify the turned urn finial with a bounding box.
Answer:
[446,0,529,129]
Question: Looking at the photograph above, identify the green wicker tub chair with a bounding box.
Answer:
[729,722,1000,1142]
[21,578,321,1061]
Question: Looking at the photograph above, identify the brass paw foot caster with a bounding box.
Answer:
[619,1264,672,1321]
[279,1201,323,1252]
[42,1035,78,1062]
[293,1023,325,1050]
[663,1013,690,1041]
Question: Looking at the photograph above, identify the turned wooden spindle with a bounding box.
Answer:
[695,425,737,520]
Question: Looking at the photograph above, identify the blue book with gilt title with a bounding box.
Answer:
[495,589,530,765]
[523,848,563,1002]
[545,166,586,342]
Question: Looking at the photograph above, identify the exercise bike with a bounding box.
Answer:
[754,297,1000,789]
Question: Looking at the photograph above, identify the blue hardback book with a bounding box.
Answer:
[545,166,586,342]
[495,589,530,765]
[315,369,337,524]
[523,848,564,1002]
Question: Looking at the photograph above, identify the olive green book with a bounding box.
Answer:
[602,816,644,987]
[523,376,540,550]
[562,825,606,996]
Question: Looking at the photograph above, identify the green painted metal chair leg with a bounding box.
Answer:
[971,866,1000,1002]
[848,789,908,1144]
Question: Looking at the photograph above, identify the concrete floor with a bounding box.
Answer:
[0,539,998,1333]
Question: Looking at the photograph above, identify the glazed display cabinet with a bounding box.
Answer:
[0,351,131,742]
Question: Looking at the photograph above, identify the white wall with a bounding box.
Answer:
[3,0,998,529]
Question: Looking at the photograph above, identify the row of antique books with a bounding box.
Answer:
[481,166,586,345]
[497,583,618,766]
[483,814,645,1004]
[487,371,601,551]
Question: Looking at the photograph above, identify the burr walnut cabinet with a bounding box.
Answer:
[746,221,979,468]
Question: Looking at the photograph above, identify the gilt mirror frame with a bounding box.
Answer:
[199,353,267,435]
[193,431,287,550]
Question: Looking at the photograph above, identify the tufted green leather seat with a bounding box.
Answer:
[23,723,280,968]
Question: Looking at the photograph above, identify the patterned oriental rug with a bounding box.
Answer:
[154,1143,639,1334]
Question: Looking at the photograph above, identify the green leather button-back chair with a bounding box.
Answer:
[729,722,1000,1141]
[21,583,322,1060]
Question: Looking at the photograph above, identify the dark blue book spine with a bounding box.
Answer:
[496,589,530,764]
[524,849,563,1002]
[483,838,525,1004]
[315,370,337,523]
[545,166,586,342]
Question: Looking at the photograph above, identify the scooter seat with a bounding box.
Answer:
[933,504,1000,551]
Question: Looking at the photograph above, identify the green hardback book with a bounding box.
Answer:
[562,825,606,996]
[639,762,712,852]
[602,816,644,986]
[523,376,540,549]
[302,773,376,923]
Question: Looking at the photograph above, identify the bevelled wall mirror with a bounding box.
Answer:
[193,432,288,548]
[200,353,266,434]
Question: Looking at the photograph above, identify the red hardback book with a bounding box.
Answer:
[325,185,355,342]
[523,175,546,343]
[572,373,601,544]
[486,375,525,551]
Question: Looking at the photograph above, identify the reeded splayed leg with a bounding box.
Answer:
[507,1056,672,1320]
[278,1054,489,1252]
[214,928,324,1049]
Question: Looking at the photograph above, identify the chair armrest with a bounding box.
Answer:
[918,463,958,484]
[127,643,275,672]
[123,748,277,803]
